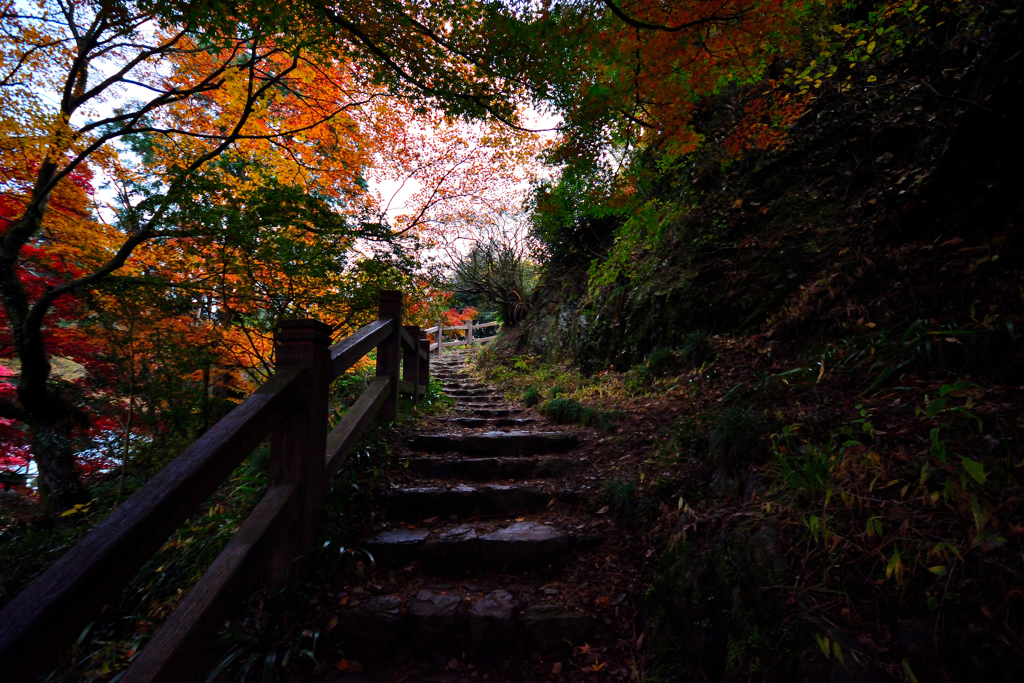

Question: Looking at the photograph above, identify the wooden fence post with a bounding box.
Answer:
[377,290,402,421]
[403,324,421,402]
[434,320,443,356]
[267,319,331,583]
[419,334,430,396]
[466,319,474,347]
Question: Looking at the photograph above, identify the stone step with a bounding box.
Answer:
[437,416,536,428]
[471,407,523,418]
[445,388,495,397]
[403,456,572,481]
[453,398,504,407]
[409,431,577,456]
[361,520,597,574]
[334,590,594,661]
[450,389,501,401]
[386,483,549,518]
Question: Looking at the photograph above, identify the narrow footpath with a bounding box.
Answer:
[325,350,650,682]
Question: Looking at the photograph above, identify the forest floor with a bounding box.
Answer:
[475,319,1024,681]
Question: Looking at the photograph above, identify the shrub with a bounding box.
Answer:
[707,406,765,473]
[634,333,716,386]
[523,386,543,407]
[541,397,591,423]
[540,397,617,432]
[666,416,706,461]
[644,347,678,377]
[603,476,660,527]
[772,441,839,504]
[679,330,715,366]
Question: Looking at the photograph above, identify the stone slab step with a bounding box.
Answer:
[471,407,522,417]
[361,521,598,573]
[455,396,502,402]
[445,388,497,397]
[409,431,577,456]
[334,590,593,661]
[437,416,535,428]
[386,483,549,518]
[403,456,572,481]
[454,401,505,410]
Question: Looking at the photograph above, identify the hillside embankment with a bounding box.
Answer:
[480,2,1024,681]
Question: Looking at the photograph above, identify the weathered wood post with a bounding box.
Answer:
[267,319,331,582]
[403,324,421,402]
[435,320,443,356]
[419,333,430,396]
[377,290,402,421]
[466,319,474,348]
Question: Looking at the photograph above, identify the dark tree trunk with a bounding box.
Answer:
[30,412,87,511]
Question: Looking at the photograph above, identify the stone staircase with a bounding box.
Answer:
[326,351,642,681]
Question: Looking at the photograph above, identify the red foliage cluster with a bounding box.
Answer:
[0,166,118,490]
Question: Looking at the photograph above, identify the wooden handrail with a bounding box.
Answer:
[0,290,433,683]
[329,318,392,381]
[0,367,307,681]
[325,375,394,477]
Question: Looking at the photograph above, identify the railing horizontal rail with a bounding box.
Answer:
[0,366,307,681]
[329,318,392,381]
[440,335,498,348]
[119,482,301,682]
[325,375,394,478]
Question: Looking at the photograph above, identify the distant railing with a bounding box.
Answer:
[0,291,430,683]
[425,319,500,353]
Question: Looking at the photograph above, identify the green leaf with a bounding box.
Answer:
[925,397,948,418]
[885,548,903,581]
[960,456,986,485]
[816,634,831,658]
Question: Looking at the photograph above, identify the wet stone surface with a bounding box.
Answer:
[410,590,464,653]
[335,595,406,661]
[479,522,571,571]
[362,527,429,568]
[469,590,517,652]
[422,525,480,572]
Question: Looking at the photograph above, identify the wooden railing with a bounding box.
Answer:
[426,319,500,353]
[0,291,431,683]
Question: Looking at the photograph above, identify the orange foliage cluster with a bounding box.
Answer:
[721,89,813,160]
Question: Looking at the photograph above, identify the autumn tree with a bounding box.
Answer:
[0,0,548,511]
[0,1,420,510]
